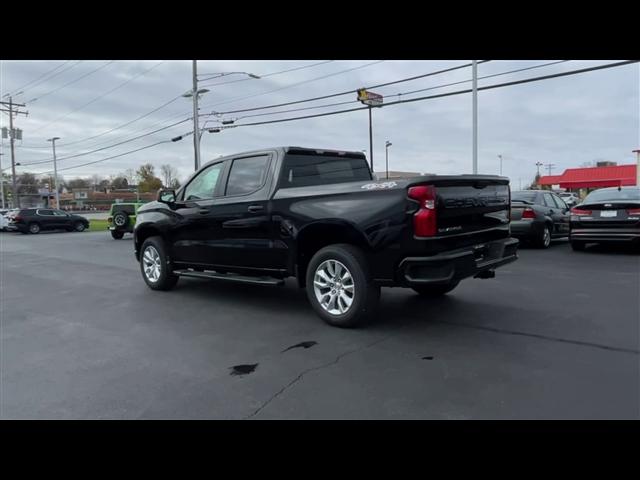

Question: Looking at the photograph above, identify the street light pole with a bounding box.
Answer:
[385,141,392,179]
[498,154,503,176]
[47,137,60,209]
[472,60,478,174]
[633,149,640,186]
[186,66,260,172]
[368,106,374,173]
[191,60,201,172]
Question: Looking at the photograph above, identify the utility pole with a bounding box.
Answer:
[545,163,555,176]
[472,60,478,174]
[0,153,5,209]
[535,161,543,176]
[47,137,61,209]
[498,154,503,176]
[0,96,28,209]
[633,149,640,186]
[192,60,201,172]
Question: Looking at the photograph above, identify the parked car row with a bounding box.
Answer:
[510,187,640,250]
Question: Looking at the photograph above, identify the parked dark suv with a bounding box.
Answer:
[8,208,90,234]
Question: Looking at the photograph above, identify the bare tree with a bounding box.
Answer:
[160,164,178,188]
[124,168,137,186]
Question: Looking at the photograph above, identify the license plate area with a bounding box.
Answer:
[600,210,617,218]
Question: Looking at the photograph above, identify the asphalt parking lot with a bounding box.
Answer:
[1,230,638,419]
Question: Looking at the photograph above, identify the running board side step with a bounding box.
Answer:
[173,269,285,286]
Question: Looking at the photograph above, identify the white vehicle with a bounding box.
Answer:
[0,212,9,231]
[559,192,580,206]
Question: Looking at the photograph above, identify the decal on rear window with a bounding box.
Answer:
[361,181,398,190]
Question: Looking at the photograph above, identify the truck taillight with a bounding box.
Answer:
[570,207,592,216]
[408,185,437,237]
[626,208,640,216]
[522,208,536,219]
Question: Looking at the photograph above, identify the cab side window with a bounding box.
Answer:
[225,155,270,196]
[183,162,225,201]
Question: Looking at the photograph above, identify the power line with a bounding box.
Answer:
[198,60,335,88]
[205,61,488,116]
[217,60,637,129]
[204,60,571,123]
[35,61,167,131]
[19,118,190,166]
[6,61,75,96]
[27,61,115,104]
[199,60,388,113]
[37,140,172,174]
[23,94,185,149]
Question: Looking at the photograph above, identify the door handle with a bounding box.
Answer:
[247,205,264,213]
[198,208,210,215]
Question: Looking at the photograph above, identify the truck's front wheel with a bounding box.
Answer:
[306,244,380,328]
[140,236,179,291]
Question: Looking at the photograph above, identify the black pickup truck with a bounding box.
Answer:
[134,147,518,327]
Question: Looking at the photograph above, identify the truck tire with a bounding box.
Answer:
[305,244,380,328]
[111,230,125,239]
[412,281,459,297]
[140,236,179,291]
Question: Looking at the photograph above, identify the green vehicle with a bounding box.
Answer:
[107,202,144,239]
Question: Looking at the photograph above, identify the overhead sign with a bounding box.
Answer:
[357,88,383,107]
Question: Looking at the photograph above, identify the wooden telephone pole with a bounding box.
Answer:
[1,97,28,208]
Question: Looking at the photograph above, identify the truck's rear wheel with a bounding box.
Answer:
[306,244,380,328]
[111,230,125,239]
[412,281,459,297]
[140,236,179,291]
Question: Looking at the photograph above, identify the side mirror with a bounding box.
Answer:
[157,188,176,204]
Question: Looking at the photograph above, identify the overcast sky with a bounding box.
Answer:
[1,60,638,187]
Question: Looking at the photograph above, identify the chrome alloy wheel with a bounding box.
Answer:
[142,245,162,283]
[543,227,551,247]
[313,259,355,315]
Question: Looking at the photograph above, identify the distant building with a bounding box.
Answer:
[538,164,637,194]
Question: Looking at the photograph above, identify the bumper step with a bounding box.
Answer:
[173,269,284,286]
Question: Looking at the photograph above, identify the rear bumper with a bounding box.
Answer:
[397,237,519,286]
[570,228,640,242]
[510,220,543,238]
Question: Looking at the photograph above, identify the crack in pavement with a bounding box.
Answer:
[243,334,394,420]
[433,320,640,355]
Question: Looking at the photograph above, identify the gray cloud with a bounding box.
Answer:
[1,60,638,186]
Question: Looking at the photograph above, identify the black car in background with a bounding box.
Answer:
[8,208,90,234]
[510,190,571,248]
[569,186,640,250]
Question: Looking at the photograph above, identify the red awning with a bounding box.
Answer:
[539,164,637,189]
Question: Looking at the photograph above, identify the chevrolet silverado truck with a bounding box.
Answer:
[134,147,518,327]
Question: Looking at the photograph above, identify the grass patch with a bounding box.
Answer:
[87,219,109,232]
